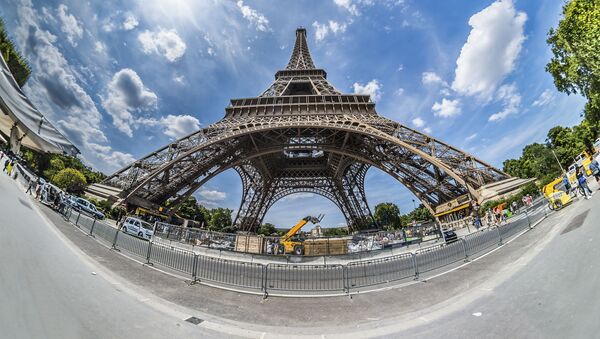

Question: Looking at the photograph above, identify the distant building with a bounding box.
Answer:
[310,225,322,237]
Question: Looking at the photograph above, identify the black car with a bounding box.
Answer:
[442,229,458,244]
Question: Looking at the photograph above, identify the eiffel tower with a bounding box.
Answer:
[95,28,525,231]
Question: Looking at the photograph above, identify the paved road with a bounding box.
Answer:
[0,171,236,339]
[2,167,600,338]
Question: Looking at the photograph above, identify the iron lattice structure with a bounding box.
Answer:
[102,28,509,232]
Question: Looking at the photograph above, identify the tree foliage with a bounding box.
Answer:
[22,149,106,185]
[51,168,87,193]
[546,0,600,124]
[210,208,233,232]
[0,17,31,87]
[257,223,277,236]
[503,118,596,183]
[373,202,402,230]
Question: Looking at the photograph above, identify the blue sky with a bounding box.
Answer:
[0,0,586,228]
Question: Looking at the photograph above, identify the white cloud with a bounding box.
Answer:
[312,20,347,41]
[101,68,158,137]
[451,0,527,99]
[466,133,478,142]
[198,189,227,201]
[394,88,404,96]
[432,98,461,118]
[489,83,521,121]
[334,0,359,15]
[57,4,83,47]
[353,79,382,102]
[138,28,187,62]
[94,41,106,54]
[421,71,445,86]
[153,114,200,139]
[95,150,136,169]
[173,75,185,84]
[412,117,425,128]
[15,0,133,173]
[123,14,139,30]
[532,89,554,107]
[423,127,433,134]
[236,1,271,32]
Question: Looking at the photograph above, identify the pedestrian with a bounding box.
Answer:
[25,178,35,195]
[562,174,572,195]
[6,161,13,176]
[577,167,593,200]
[35,183,42,200]
[3,159,9,173]
[589,158,600,186]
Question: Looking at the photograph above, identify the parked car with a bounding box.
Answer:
[72,197,105,220]
[121,217,154,240]
[442,229,458,244]
[39,183,62,206]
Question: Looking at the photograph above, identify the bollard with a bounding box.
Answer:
[75,211,81,227]
[89,218,96,237]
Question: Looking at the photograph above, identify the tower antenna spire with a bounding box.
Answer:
[286,27,316,70]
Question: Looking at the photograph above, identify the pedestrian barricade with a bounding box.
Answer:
[415,241,466,274]
[115,231,150,259]
[265,263,345,292]
[464,229,500,257]
[92,220,118,245]
[346,253,415,289]
[195,256,264,290]
[149,243,195,276]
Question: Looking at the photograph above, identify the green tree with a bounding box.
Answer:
[51,168,87,193]
[257,222,277,236]
[322,227,348,237]
[209,208,233,232]
[0,17,31,87]
[546,0,600,125]
[373,202,402,230]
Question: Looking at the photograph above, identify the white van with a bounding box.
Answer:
[121,217,154,240]
[40,183,63,206]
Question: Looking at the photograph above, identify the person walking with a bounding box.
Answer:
[6,160,13,176]
[25,177,35,195]
[3,158,9,173]
[589,159,600,186]
[577,167,593,200]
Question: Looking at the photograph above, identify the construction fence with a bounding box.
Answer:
[59,200,549,296]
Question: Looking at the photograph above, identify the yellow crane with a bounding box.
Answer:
[278,215,323,255]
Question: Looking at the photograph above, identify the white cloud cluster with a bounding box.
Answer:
[451,0,527,99]
[15,0,134,172]
[198,189,227,201]
[312,20,347,41]
[421,71,445,86]
[333,0,360,16]
[352,79,382,102]
[489,83,521,121]
[148,114,201,139]
[412,117,425,128]
[236,1,270,32]
[280,193,315,202]
[57,4,83,46]
[138,28,187,62]
[123,14,139,30]
[532,89,554,107]
[432,98,461,118]
[101,68,158,137]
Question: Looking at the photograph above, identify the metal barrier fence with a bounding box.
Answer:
[60,204,549,296]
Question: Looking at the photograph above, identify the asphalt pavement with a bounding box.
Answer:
[1,168,600,338]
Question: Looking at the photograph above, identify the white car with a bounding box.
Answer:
[121,217,154,240]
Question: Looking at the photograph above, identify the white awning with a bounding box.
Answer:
[0,53,79,155]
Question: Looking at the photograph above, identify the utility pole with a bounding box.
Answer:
[551,149,566,174]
